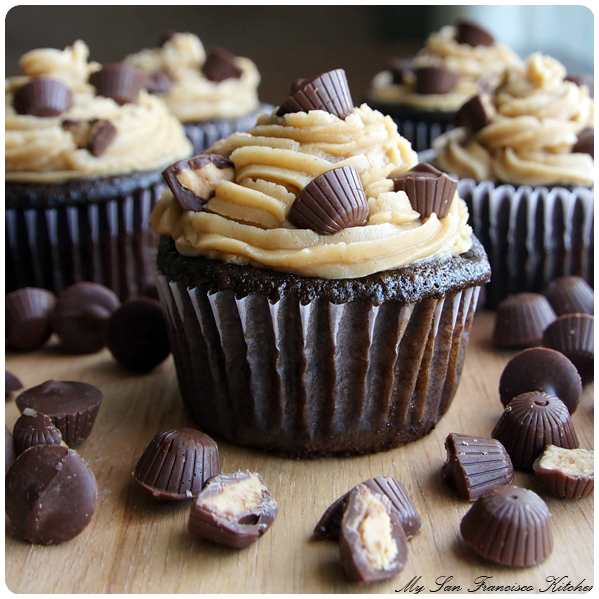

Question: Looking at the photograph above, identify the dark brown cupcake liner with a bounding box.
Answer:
[6,170,165,301]
[458,178,594,307]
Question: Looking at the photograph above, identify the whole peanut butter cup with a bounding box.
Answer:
[13,77,73,117]
[89,63,146,105]
[288,166,368,234]
[543,276,594,316]
[453,93,496,132]
[456,21,495,47]
[6,287,56,352]
[414,66,459,95]
[12,408,63,455]
[533,445,594,499]
[202,47,243,82]
[460,486,553,567]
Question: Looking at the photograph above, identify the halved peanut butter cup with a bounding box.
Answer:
[202,47,243,83]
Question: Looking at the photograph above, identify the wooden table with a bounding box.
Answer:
[5,310,594,593]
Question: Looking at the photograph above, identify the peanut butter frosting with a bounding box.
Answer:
[124,33,260,123]
[151,105,473,279]
[433,53,595,186]
[369,25,521,112]
[5,41,192,184]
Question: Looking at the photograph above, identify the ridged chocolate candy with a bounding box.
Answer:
[13,77,73,117]
[6,370,23,396]
[392,163,458,219]
[460,486,553,566]
[134,428,220,500]
[339,484,408,583]
[288,166,368,234]
[499,347,582,413]
[533,445,594,499]
[89,63,146,105]
[6,425,16,475]
[456,21,495,47]
[188,470,278,548]
[6,287,56,352]
[16,380,103,447]
[12,408,63,455]
[543,314,594,384]
[543,276,594,316]
[492,392,579,471]
[493,293,557,348]
[202,47,242,82]
[5,445,97,545]
[441,433,513,501]
[572,128,594,159]
[453,93,496,132]
[277,69,354,119]
[314,476,421,541]
[414,66,459,95]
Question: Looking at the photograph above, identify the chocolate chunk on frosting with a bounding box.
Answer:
[145,69,173,95]
[453,92,497,132]
[202,47,243,83]
[89,63,146,105]
[287,166,368,235]
[13,77,73,117]
[62,119,117,157]
[456,21,495,47]
[414,66,459,95]
[572,127,594,159]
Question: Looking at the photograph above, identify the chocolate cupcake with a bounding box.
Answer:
[432,53,594,306]
[366,21,520,152]
[123,33,272,154]
[5,41,192,300]
[151,69,491,458]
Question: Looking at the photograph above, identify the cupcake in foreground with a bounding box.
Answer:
[432,52,594,306]
[151,69,491,458]
[124,32,271,154]
[367,21,520,152]
[5,41,192,300]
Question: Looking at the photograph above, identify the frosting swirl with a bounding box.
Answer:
[433,53,594,186]
[151,105,473,279]
[5,41,192,183]
[124,33,260,123]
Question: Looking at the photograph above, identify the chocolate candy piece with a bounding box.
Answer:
[52,282,120,354]
[414,66,459,95]
[6,287,56,352]
[453,93,496,132]
[456,21,495,47]
[145,70,172,95]
[5,445,97,544]
[391,163,458,220]
[388,57,412,85]
[188,470,278,548]
[543,275,594,316]
[163,154,235,212]
[441,433,514,501]
[6,425,16,475]
[499,347,582,413]
[277,69,354,119]
[288,166,368,235]
[6,370,23,396]
[492,391,579,471]
[89,63,146,105]
[16,380,103,447]
[543,314,594,384]
[12,408,63,455]
[62,118,117,157]
[314,476,421,541]
[460,486,552,566]
[202,47,243,83]
[533,445,594,499]
[13,77,73,117]
[134,428,220,500]
[572,128,594,159]
[566,73,594,98]
[493,293,556,348]
[339,484,408,583]
[289,77,309,94]
[107,299,170,372]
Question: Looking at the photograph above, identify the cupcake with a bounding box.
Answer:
[123,32,271,154]
[366,21,520,152]
[432,53,594,306]
[151,69,491,458]
[5,41,192,300]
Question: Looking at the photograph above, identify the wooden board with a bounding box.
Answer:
[5,310,594,594]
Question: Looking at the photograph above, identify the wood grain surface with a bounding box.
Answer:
[5,310,594,594]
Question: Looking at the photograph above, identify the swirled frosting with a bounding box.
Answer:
[433,53,594,186]
[369,25,521,112]
[5,41,192,183]
[151,105,473,279]
[124,33,260,123]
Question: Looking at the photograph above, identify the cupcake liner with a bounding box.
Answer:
[458,178,594,307]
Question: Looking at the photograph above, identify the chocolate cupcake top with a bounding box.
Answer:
[433,53,594,187]
[152,71,474,280]
[368,22,520,112]
[123,33,260,123]
[5,41,192,183]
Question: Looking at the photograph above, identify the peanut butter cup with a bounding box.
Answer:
[414,66,459,95]
[533,445,594,499]
[12,408,63,455]
[453,93,496,132]
[456,21,495,47]
[543,276,594,316]
[13,77,73,117]
[89,63,146,105]
[6,287,56,352]
[202,47,243,83]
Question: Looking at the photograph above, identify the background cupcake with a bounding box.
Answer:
[5,41,192,300]
[124,32,271,154]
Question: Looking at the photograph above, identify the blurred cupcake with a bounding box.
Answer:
[432,52,594,306]
[5,41,192,300]
[366,21,520,152]
[151,69,490,458]
[124,32,271,154]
